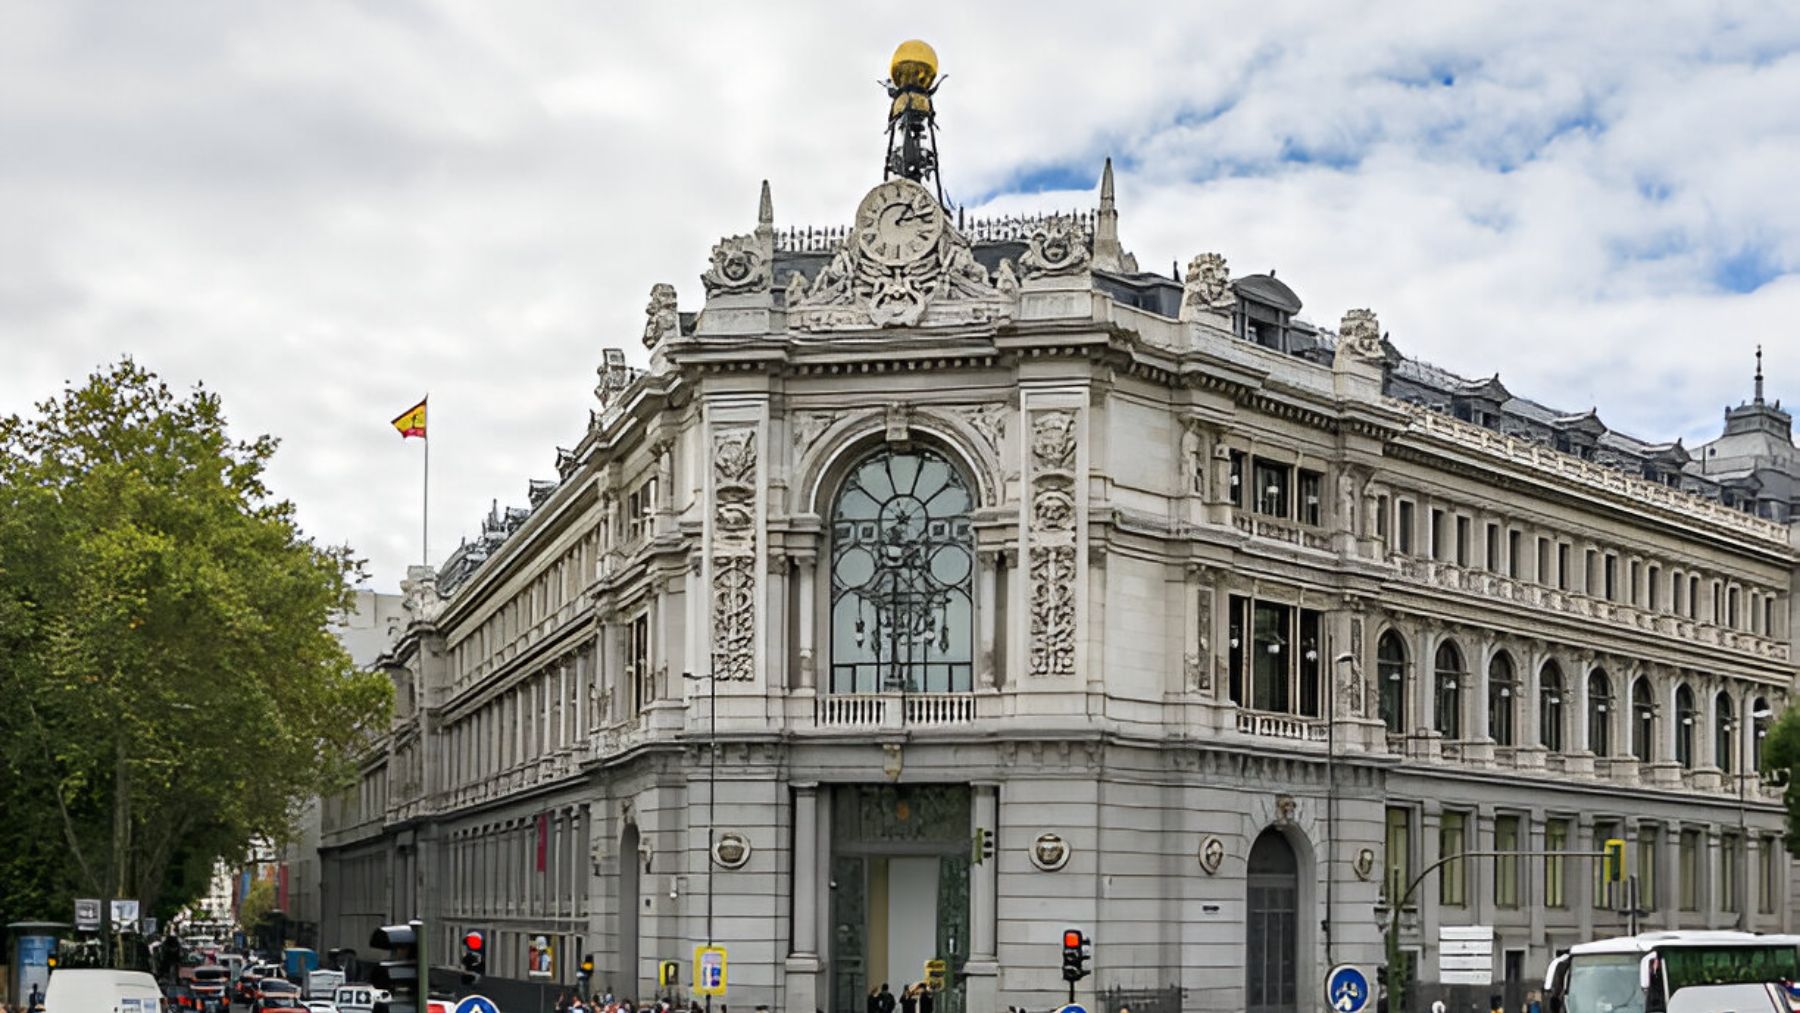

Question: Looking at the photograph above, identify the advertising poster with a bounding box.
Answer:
[527,935,553,979]
[16,935,54,1002]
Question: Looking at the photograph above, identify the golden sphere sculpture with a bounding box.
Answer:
[888,39,938,121]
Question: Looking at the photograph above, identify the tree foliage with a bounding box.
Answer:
[237,878,277,931]
[1761,705,1800,856]
[0,360,392,923]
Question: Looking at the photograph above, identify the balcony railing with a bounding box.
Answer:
[813,692,978,728]
[1235,709,1328,742]
[1393,557,1788,662]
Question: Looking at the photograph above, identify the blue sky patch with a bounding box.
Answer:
[1713,245,1783,293]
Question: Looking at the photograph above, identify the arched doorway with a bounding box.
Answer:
[618,822,640,997]
[1245,829,1299,1013]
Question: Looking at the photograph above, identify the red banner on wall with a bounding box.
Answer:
[536,812,548,872]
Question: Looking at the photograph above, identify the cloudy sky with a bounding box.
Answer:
[6,3,1800,590]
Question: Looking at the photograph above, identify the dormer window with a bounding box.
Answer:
[1231,273,1303,355]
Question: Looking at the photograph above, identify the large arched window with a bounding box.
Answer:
[1588,669,1613,757]
[1631,678,1656,763]
[1378,632,1407,735]
[1434,641,1464,739]
[1540,662,1565,752]
[1716,691,1736,773]
[829,444,975,694]
[1674,684,1696,768]
[1488,652,1516,745]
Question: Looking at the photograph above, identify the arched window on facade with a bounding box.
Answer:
[1752,696,1771,773]
[1631,677,1656,763]
[1716,691,1735,773]
[1378,632,1407,735]
[1488,652,1516,745]
[828,444,975,695]
[1539,662,1565,752]
[1674,684,1696,768]
[1588,669,1613,757]
[1434,640,1464,739]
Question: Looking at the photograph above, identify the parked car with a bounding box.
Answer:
[330,984,390,1013]
[259,978,303,1007]
[238,963,281,1004]
[302,1002,341,1013]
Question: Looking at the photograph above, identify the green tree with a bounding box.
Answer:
[1762,705,1800,855]
[237,877,277,932]
[0,359,392,924]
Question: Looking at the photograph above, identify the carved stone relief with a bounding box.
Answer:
[1181,252,1236,318]
[700,234,770,296]
[1334,307,1384,363]
[1019,216,1092,279]
[958,404,1008,455]
[1027,410,1079,678]
[643,283,679,348]
[1193,583,1214,692]
[789,411,835,456]
[711,427,758,681]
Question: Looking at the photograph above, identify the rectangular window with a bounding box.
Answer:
[1298,469,1323,527]
[1765,597,1776,638]
[1637,826,1658,911]
[1594,820,1620,908]
[1714,581,1724,625]
[1603,553,1617,601]
[1679,830,1700,911]
[1456,515,1471,566]
[1557,543,1571,590]
[1430,509,1446,560]
[1228,595,1248,706]
[1508,530,1522,578]
[1629,560,1642,605]
[1545,818,1570,909]
[1439,812,1467,907]
[1398,501,1416,554]
[1495,815,1522,908]
[1384,806,1412,905]
[1228,450,1245,507]
[627,477,658,543]
[1722,834,1740,913]
[1648,566,1662,610]
[1251,601,1293,713]
[1485,523,1501,573]
[1376,496,1390,545]
[1298,609,1322,718]
[1728,587,1741,629]
[630,613,652,711]
[1253,459,1291,518]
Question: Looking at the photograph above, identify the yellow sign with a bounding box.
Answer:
[1603,838,1627,883]
[660,960,682,988]
[694,946,727,996]
[923,959,947,990]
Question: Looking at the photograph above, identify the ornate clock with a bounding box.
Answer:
[854,178,944,266]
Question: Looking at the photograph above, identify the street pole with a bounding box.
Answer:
[684,671,718,1013]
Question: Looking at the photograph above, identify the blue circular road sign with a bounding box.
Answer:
[1326,965,1371,1012]
[1055,1004,1088,1013]
[455,997,501,1013]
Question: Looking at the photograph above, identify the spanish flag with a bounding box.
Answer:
[391,397,427,439]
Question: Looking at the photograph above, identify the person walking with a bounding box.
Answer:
[899,984,919,1013]
[918,985,934,1013]
[877,982,896,1013]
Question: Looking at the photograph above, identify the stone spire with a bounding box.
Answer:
[757,179,773,238]
[1755,343,1764,405]
[1091,157,1136,273]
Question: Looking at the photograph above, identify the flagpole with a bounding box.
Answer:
[422,395,430,567]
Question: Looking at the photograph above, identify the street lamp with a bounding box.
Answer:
[1735,705,1774,928]
[682,671,719,953]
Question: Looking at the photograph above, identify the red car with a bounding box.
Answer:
[256,978,303,1007]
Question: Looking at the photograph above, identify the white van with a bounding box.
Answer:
[332,983,391,1013]
[43,968,164,1012]
[306,968,346,1000]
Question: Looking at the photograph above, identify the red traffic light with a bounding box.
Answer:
[1063,930,1084,948]
[463,931,485,952]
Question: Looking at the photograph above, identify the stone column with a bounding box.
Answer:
[1471,806,1493,925]
[796,556,817,691]
[965,783,1000,1013]
[784,782,823,1013]
[1658,820,1679,930]
[1420,804,1443,973]
[1526,811,1547,953]
[1705,828,1723,930]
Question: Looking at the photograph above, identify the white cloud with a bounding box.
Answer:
[2,2,1797,590]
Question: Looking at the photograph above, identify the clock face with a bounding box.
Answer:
[854,179,944,266]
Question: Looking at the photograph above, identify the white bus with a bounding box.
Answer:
[1545,930,1800,1013]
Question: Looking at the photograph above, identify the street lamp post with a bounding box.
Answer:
[683,670,718,1013]
[1735,705,1774,928]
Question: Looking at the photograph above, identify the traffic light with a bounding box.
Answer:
[369,921,423,1013]
[1603,838,1627,883]
[45,953,57,972]
[1060,928,1091,983]
[659,959,681,987]
[972,828,995,865]
[580,955,596,984]
[460,929,486,985]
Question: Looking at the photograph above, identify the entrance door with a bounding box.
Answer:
[619,822,640,997]
[1245,829,1298,1013]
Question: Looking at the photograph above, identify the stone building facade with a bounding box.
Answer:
[318,164,1798,1013]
